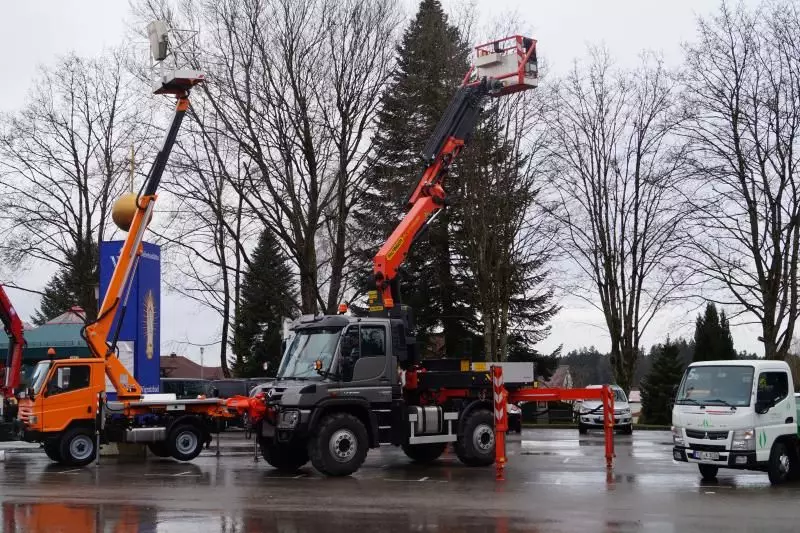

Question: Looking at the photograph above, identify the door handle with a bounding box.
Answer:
[87,406,92,414]
[786,417,793,424]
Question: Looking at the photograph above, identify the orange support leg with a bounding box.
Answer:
[603,385,615,469]
[492,366,507,481]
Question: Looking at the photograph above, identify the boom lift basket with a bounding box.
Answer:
[468,35,538,96]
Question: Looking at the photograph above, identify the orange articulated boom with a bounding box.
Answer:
[371,35,538,312]
[83,96,193,401]
[372,80,501,311]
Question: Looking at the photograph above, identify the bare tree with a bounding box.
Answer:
[154,111,260,376]
[0,52,152,320]
[681,2,800,360]
[544,50,687,393]
[134,0,400,315]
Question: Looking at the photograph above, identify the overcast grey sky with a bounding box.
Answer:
[0,0,764,365]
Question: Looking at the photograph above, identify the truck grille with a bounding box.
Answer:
[264,387,285,404]
[690,443,726,452]
[686,429,729,440]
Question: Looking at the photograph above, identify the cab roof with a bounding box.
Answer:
[688,359,787,370]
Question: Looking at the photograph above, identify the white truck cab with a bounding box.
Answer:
[672,359,799,485]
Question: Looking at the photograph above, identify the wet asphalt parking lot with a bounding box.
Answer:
[0,428,798,532]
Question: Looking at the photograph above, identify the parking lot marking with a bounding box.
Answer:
[562,458,570,463]
[55,468,82,474]
[419,476,429,481]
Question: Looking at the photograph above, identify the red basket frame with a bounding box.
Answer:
[464,35,538,96]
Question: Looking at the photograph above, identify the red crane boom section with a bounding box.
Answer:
[372,137,465,309]
[0,285,25,396]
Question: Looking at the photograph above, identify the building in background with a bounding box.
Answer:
[160,352,223,380]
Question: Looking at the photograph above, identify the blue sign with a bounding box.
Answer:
[99,241,161,398]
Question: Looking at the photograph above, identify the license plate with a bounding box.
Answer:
[695,451,720,461]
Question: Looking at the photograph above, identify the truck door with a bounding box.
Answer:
[41,363,94,433]
[754,369,793,462]
[340,325,390,385]
[338,324,394,443]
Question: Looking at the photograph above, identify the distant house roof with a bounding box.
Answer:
[546,365,573,388]
[160,354,224,380]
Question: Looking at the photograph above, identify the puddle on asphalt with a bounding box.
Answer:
[0,502,659,533]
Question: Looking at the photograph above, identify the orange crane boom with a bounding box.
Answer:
[371,36,538,312]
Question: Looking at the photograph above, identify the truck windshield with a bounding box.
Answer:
[30,360,52,395]
[277,327,342,379]
[675,365,754,407]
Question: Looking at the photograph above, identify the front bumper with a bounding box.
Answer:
[673,446,758,468]
[579,414,632,427]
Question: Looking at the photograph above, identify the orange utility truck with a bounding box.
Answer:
[15,22,235,466]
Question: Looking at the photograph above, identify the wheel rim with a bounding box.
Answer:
[779,452,790,476]
[176,430,199,455]
[473,423,495,453]
[69,435,94,462]
[329,429,357,463]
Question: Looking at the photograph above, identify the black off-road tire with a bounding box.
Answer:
[58,428,97,467]
[147,441,171,458]
[402,442,447,464]
[43,438,62,462]
[259,437,309,472]
[619,424,633,435]
[455,409,495,467]
[308,412,368,477]
[167,424,204,462]
[698,463,719,481]
[578,423,588,435]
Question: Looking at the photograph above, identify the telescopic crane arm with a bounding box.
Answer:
[82,77,201,400]
[0,285,25,397]
[371,35,538,311]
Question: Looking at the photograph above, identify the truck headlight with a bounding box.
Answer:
[278,410,299,429]
[732,428,755,451]
[672,426,685,447]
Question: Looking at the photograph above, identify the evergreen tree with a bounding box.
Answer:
[640,338,685,425]
[231,229,297,377]
[693,303,737,361]
[353,0,473,355]
[33,244,98,325]
[33,270,72,325]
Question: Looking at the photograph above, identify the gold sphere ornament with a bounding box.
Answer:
[112,193,152,231]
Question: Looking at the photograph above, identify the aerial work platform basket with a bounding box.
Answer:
[467,35,538,96]
[147,20,205,96]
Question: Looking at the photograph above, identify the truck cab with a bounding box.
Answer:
[672,359,799,484]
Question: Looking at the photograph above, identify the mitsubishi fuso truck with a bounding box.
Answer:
[672,359,800,485]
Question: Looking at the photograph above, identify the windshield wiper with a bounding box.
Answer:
[675,398,701,406]
[705,398,737,409]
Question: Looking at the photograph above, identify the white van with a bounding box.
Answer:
[672,359,800,485]
[576,384,633,434]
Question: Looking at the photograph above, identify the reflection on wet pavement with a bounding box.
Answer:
[0,429,798,532]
